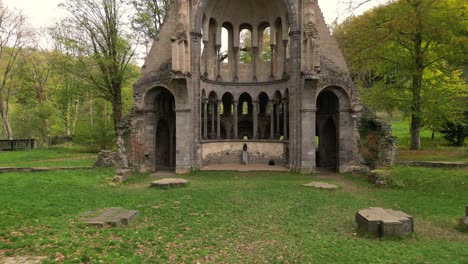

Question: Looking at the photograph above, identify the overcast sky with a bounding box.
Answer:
[3,0,389,28]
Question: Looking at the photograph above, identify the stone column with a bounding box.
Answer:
[276,101,281,137]
[300,107,317,173]
[209,100,215,139]
[270,44,276,80]
[233,101,239,139]
[217,100,221,139]
[283,99,288,139]
[252,47,258,82]
[233,47,239,82]
[203,40,209,77]
[253,101,258,139]
[338,109,353,172]
[282,39,288,78]
[270,100,275,139]
[203,99,208,139]
[216,45,222,81]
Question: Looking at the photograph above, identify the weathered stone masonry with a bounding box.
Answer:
[125,0,368,173]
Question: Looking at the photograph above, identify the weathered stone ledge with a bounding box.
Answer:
[396,161,467,168]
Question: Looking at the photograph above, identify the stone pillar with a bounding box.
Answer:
[234,101,239,139]
[282,39,288,78]
[300,107,317,173]
[338,109,353,172]
[189,31,203,171]
[276,101,281,137]
[217,100,221,139]
[270,100,275,139]
[203,40,209,77]
[203,99,208,139]
[252,47,258,82]
[289,30,302,171]
[216,45,222,81]
[270,44,276,80]
[253,101,258,139]
[209,100,216,139]
[233,47,239,82]
[283,99,288,139]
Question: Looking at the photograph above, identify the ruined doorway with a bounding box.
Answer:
[316,91,339,170]
[153,89,176,171]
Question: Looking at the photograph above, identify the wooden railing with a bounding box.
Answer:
[0,139,36,151]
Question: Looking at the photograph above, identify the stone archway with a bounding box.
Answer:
[316,90,339,170]
[144,87,176,172]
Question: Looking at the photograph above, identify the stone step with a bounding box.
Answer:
[81,208,139,228]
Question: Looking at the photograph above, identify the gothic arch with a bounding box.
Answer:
[315,85,351,109]
[193,0,298,33]
[143,86,176,172]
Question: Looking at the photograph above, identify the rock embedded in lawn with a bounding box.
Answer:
[151,178,189,189]
[459,205,468,231]
[356,207,414,237]
[80,208,139,228]
[303,182,339,190]
[113,169,132,183]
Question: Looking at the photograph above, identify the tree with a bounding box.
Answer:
[129,0,171,54]
[334,0,467,149]
[0,1,30,140]
[55,0,137,135]
[19,47,57,141]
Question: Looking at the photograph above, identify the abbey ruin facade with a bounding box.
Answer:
[125,0,364,173]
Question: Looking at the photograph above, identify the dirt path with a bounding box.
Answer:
[315,168,362,193]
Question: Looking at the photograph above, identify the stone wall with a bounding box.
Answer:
[359,110,397,169]
[202,141,288,165]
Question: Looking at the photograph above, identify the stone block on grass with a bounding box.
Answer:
[113,169,132,183]
[151,178,189,189]
[80,208,139,228]
[356,207,413,237]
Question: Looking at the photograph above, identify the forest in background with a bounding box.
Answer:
[0,0,466,151]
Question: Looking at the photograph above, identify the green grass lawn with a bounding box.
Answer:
[391,120,467,162]
[1,168,467,263]
[0,146,97,168]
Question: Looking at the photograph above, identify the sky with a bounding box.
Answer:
[3,0,389,28]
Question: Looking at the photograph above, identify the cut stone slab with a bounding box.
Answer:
[356,207,413,237]
[114,169,132,183]
[303,181,339,190]
[151,178,188,188]
[80,208,139,228]
[2,256,45,264]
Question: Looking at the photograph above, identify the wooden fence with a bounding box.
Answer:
[0,139,36,151]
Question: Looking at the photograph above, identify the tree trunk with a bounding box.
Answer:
[1,111,13,140]
[112,83,123,136]
[0,92,13,140]
[410,13,424,150]
[89,92,93,128]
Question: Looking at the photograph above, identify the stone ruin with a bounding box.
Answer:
[117,0,395,174]
[356,207,414,237]
[80,208,139,228]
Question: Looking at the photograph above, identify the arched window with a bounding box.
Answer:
[239,29,252,64]
[220,27,229,63]
[262,27,272,62]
